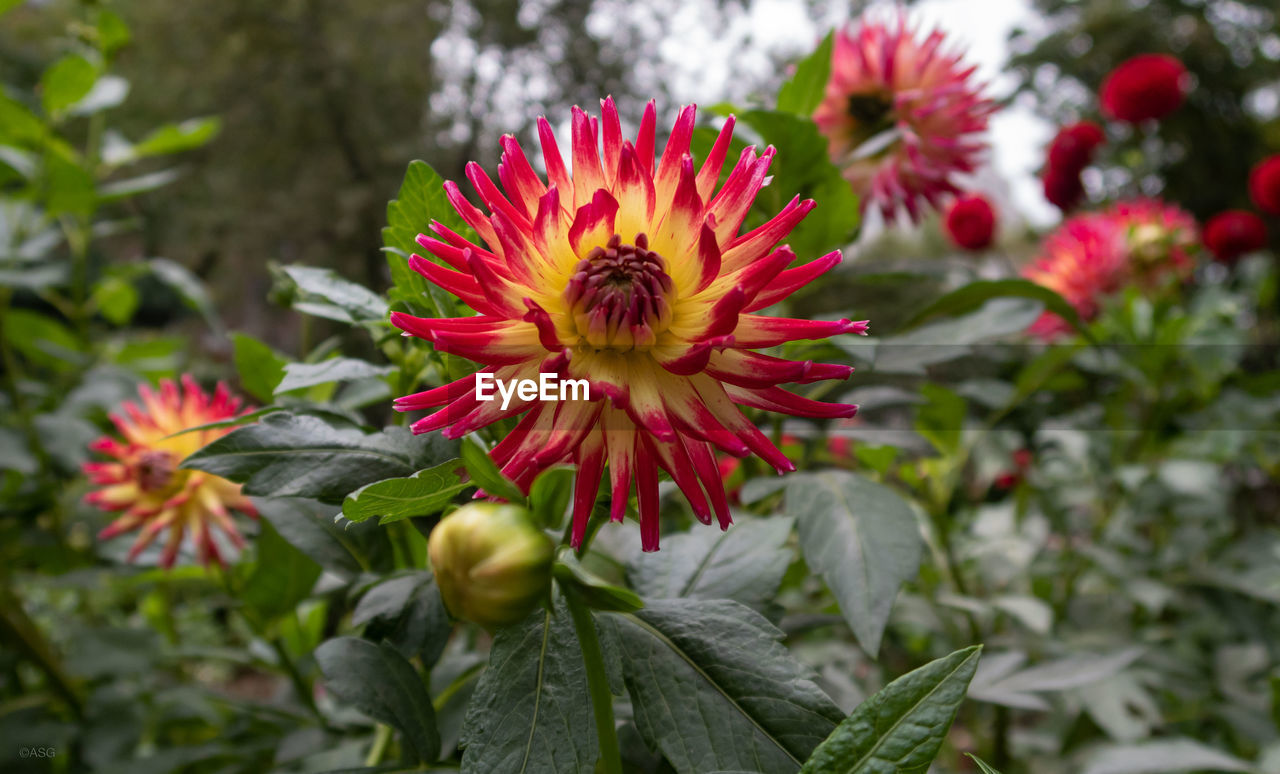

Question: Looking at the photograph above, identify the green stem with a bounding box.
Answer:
[564,590,622,774]
[364,724,392,767]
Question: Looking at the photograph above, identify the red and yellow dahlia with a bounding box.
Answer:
[1023,198,1197,338]
[813,16,996,221]
[85,377,257,567]
[393,98,866,550]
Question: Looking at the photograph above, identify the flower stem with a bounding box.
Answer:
[564,590,622,774]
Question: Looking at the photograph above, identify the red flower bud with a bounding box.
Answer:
[944,194,997,250]
[1043,166,1085,212]
[1047,121,1105,174]
[1099,54,1189,123]
[1203,210,1267,263]
[1249,155,1280,216]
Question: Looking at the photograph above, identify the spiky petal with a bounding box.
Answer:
[84,376,257,567]
[813,15,996,222]
[394,99,867,551]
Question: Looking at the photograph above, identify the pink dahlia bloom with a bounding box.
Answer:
[1023,199,1197,338]
[1099,54,1189,124]
[812,16,996,222]
[393,99,866,551]
[85,377,257,567]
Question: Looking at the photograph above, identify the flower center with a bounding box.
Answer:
[133,450,178,492]
[562,233,675,351]
[846,91,896,149]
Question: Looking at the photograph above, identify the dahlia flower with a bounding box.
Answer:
[1249,155,1280,215]
[1042,166,1086,212]
[1099,54,1189,124]
[812,16,996,222]
[943,193,996,250]
[1203,210,1266,262]
[85,377,256,567]
[393,98,865,550]
[1023,199,1197,338]
[1046,121,1105,174]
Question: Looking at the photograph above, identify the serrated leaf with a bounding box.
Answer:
[315,637,440,763]
[276,358,394,394]
[342,461,468,525]
[626,516,793,610]
[800,645,982,774]
[785,472,921,654]
[281,264,388,323]
[460,603,597,773]
[777,31,833,116]
[182,411,458,504]
[1081,739,1254,774]
[460,438,526,504]
[600,598,842,774]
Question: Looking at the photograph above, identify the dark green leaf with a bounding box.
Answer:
[182,412,459,504]
[626,517,793,610]
[904,279,1089,339]
[554,549,644,613]
[315,637,441,763]
[776,31,833,116]
[785,472,921,654]
[276,358,394,394]
[231,332,287,403]
[3,307,83,369]
[460,438,526,504]
[601,598,843,774]
[459,603,597,773]
[258,498,378,576]
[529,466,575,529]
[799,646,982,774]
[342,461,468,525]
[967,754,1003,774]
[149,257,221,331]
[241,517,321,626]
[282,264,389,323]
[384,160,471,317]
[354,572,452,666]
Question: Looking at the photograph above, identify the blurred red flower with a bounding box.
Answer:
[1099,54,1189,123]
[1042,166,1085,212]
[1047,121,1105,173]
[944,194,997,250]
[1249,155,1280,215]
[1203,210,1267,262]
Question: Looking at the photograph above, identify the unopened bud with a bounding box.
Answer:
[428,502,554,628]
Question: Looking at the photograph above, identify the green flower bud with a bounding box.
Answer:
[428,502,555,629]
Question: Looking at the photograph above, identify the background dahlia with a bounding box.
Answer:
[1250,155,1280,215]
[1099,53,1189,124]
[393,98,865,550]
[1203,210,1267,262]
[812,16,996,222]
[85,377,257,567]
[943,193,996,250]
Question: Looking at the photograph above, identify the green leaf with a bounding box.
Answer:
[553,549,644,613]
[799,645,982,774]
[68,75,129,117]
[528,466,574,529]
[281,264,388,323]
[384,160,472,317]
[1080,739,1255,774]
[182,411,459,504]
[258,498,384,577]
[460,438,526,504]
[967,754,1003,774]
[600,598,843,774]
[231,332,287,403]
[43,153,96,216]
[904,279,1090,339]
[276,357,394,394]
[240,517,321,626]
[92,275,138,325]
[148,257,221,331]
[459,603,597,773]
[353,572,452,666]
[130,117,220,159]
[342,461,469,525]
[776,31,833,116]
[95,9,132,55]
[97,168,181,199]
[1,0,27,18]
[2,307,83,370]
[626,516,793,610]
[785,472,922,654]
[41,55,99,118]
[915,383,966,456]
[315,637,441,763]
